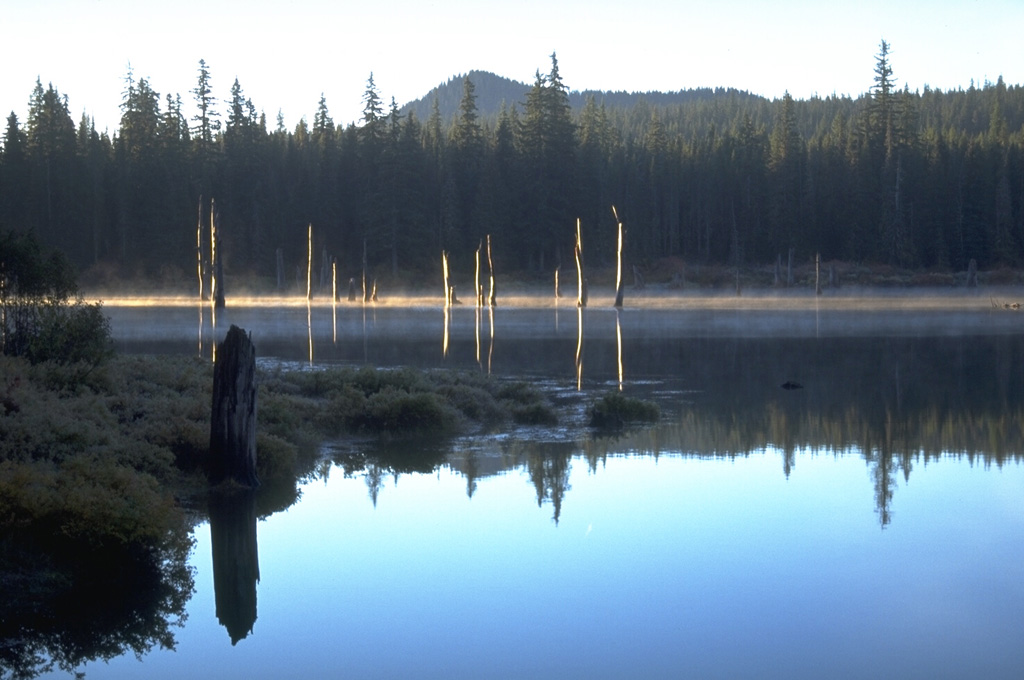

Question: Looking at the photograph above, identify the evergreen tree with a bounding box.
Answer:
[191,58,221,191]
[0,113,29,232]
[449,76,484,250]
[25,79,78,245]
[768,92,805,258]
[192,59,220,149]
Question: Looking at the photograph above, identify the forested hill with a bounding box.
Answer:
[2,48,1024,292]
[402,69,764,120]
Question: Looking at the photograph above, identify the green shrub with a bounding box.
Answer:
[511,401,559,426]
[588,392,661,429]
[256,433,300,479]
[437,382,506,424]
[355,387,461,435]
[1,229,112,369]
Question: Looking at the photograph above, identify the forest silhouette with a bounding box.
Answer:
[2,46,1023,291]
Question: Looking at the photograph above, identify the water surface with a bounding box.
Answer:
[28,292,1024,678]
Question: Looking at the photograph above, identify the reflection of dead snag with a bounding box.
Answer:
[209,489,259,644]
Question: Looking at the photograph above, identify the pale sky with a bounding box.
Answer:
[2,0,1021,136]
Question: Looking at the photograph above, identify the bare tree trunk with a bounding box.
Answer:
[362,238,370,302]
[575,219,586,308]
[487,234,496,307]
[613,208,624,308]
[815,253,822,295]
[442,251,450,307]
[475,241,483,307]
[211,199,225,309]
[209,325,259,488]
[197,196,205,300]
[306,225,313,300]
[275,248,284,291]
[332,258,338,302]
[633,265,645,290]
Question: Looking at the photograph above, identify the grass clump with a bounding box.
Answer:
[588,392,661,429]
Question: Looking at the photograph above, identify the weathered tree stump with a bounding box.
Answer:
[209,325,259,488]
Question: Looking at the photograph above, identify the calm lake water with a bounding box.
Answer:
[33,292,1024,678]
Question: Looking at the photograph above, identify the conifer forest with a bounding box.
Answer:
[2,46,1023,288]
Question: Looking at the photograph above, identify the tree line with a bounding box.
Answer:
[1,45,1023,291]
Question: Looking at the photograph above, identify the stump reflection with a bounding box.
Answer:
[209,490,260,644]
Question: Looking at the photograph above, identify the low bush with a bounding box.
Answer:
[355,387,462,435]
[588,392,661,429]
[1,229,113,370]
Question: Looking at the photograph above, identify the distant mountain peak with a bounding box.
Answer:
[401,70,766,121]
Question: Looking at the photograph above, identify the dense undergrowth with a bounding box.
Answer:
[0,355,561,538]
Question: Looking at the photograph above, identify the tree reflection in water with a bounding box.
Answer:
[328,334,1024,530]
[0,521,194,680]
